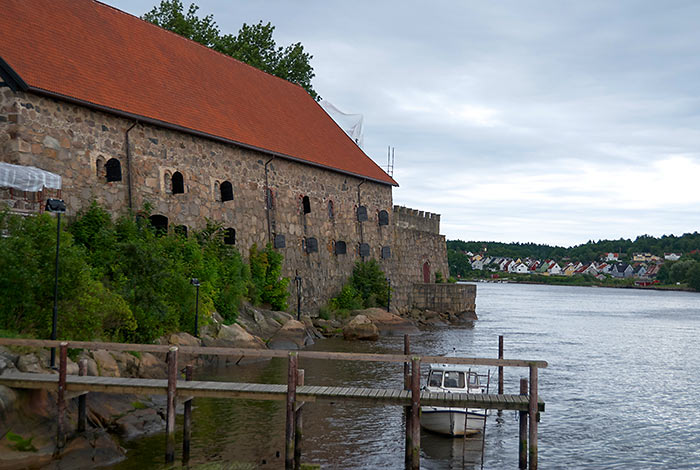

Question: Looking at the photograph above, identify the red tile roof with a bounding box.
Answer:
[0,0,397,186]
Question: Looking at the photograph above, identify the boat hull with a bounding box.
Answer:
[420,407,486,436]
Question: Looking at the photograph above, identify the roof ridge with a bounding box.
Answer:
[91,0,312,96]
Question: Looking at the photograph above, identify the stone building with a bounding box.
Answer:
[0,0,450,312]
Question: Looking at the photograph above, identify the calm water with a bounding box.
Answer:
[107,283,700,469]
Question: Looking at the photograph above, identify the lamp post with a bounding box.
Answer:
[191,278,200,337]
[46,198,66,368]
[294,272,302,321]
[386,277,391,313]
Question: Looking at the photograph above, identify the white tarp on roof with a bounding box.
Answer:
[320,100,364,148]
[0,162,61,191]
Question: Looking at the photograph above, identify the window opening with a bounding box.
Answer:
[274,234,286,249]
[149,214,168,235]
[359,243,370,257]
[174,225,188,237]
[172,171,184,194]
[302,195,311,214]
[428,370,443,387]
[164,171,173,194]
[357,205,368,222]
[381,246,391,259]
[378,209,389,226]
[305,237,318,253]
[96,157,105,179]
[443,371,465,389]
[328,200,335,220]
[334,240,347,255]
[224,228,236,245]
[220,181,233,202]
[105,158,122,182]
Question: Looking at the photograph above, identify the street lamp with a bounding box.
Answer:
[46,198,66,368]
[191,278,200,337]
[294,272,302,321]
[386,277,391,313]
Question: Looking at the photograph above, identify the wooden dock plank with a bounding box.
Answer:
[0,373,545,411]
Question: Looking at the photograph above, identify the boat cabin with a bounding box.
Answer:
[426,366,484,392]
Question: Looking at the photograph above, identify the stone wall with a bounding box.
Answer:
[411,283,476,314]
[387,206,450,310]
[0,89,401,311]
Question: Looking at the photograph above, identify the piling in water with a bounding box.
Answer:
[165,346,178,463]
[183,364,193,463]
[78,359,87,433]
[519,377,528,469]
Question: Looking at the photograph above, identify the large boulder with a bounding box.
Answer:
[237,303,294,340]
[0,385,17,417]
[202,323,266,349]
[139,352,166,379]
[110,351,140,378]
[343,315,379,341]
[91,350,120,377]
[0,346,18,375]
[267,320,309,350]
[49,431,125,469]
[16,353,47,373]
[360,308,420,336]
[114,408,165,439]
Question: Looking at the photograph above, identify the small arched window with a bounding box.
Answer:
[172,171,184,194]
[174,225,188,237]
[149,214,168,235]
[105,158,122,182]
[328,200,335,220]
[357,205,368,222]
[220,181,233,202]
[302,196,311,214]
[334,240,347,255]
[95,157,105,179]
[359,243,370,258]
[224,228,236,245]
[164,171,173,194]
[378,210,389,226]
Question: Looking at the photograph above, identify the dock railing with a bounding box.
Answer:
[0,336,547,470]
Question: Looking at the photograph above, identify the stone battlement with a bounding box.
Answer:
[393,205,440,234]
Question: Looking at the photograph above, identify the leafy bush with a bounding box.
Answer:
[349,259,389,308]
[0,202,255,343]
[248,243,289,310]
[324,259,389,316]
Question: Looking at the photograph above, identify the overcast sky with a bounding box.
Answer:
[109,0,700,247]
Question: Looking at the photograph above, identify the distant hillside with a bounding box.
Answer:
[448,232,700,263]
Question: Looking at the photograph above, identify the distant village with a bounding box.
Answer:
[465,251,685,284]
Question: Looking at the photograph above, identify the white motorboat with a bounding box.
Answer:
[421,361,490,437]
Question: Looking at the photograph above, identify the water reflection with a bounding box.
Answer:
[106,284,700,469]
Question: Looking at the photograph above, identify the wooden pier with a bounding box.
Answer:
[0,337,547,469]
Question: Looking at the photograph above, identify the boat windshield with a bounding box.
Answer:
[443,371,465,389]
[428,370,443,387]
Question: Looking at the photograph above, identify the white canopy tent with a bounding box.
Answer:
[0,162,61,191]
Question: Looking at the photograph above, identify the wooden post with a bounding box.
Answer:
[165,346,178,463]
[285,352,298,470]
[78,359,87,432]
[294,369,304,470]
[404,335,411,470]
[56,342,67,450]
[528,365,538,470]
[182,364,193,463]
[519,378,528,469]
[410,356,421,470]
[498,335,504,395]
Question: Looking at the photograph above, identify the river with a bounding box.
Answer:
[106,283,700,469]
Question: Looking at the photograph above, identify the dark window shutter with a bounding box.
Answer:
[357,206,368,221]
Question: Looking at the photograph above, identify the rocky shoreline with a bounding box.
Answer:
[0,304,476,469]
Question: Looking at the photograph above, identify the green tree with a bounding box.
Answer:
[248,243,289,311]
[144,1,319,100]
